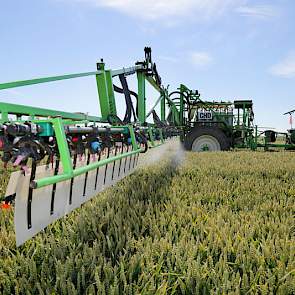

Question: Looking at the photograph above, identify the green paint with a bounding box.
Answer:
[128,125,139,150]
[148,126,155,147]
[0,102,101,123]
[137,71,146,123]
[161,91,166,121]
[159,129,164,144]
[145,76,161,93]
[52,118,73,175]
[0,71,101,90]
[105,70,117,116]
[96,66,111,121]
[33,149,141,188]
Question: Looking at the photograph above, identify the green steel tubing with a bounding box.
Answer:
[137,71,146,123]
[0,65,144,91]
[74,150,140,176]
[148,127,155,147]
[32,148,141,189]
[52,118,73,175]
[96,64,113,121]
[149,138,166,149]
[111,65,143,77]
[146,128,166,148]
[254,125,258,150]
[128,125,139,150]
[166,99,181,126]
[0,102,102,122]
[145,76,162,93]
[179,84,191,93]
[159,129,164,143]
[179,88,184,125]
[0,71,102,90]
[1,111,8,122]
[105,71,117,115]
[152,143,164,148]
[161,90,166,121]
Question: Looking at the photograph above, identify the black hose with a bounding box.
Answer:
[136,132,148,153]
[114,84,138,120]
[107,114,124,126]
[169,91,199,121]
[169,91,191,105]
[119,74,137,123]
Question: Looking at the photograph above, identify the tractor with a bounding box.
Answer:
[168,84,255,151]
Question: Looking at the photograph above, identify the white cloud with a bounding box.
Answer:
[190,52,213,68]
[75,0,245,21]
[270,53,295,78]
[236,5,278,19]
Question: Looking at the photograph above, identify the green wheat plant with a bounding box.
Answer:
[0,151,294,294]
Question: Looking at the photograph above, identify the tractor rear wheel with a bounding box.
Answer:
[184,127,231,152]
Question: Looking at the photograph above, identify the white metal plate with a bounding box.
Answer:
[7,143,139,246]
[8,140,180,246]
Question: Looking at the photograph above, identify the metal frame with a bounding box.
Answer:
[0,48,175,192]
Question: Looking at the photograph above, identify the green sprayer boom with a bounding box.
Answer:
[0,48,181,245]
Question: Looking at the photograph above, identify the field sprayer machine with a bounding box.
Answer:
[169,85,295,152]
[0,47,294,246]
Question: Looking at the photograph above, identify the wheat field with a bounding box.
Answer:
[0,151,294,294]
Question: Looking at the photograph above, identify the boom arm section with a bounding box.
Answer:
[0,48,180,246]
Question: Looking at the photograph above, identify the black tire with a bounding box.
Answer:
[184,127,231,151]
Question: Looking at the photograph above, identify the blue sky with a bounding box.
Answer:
[0,0,294,131]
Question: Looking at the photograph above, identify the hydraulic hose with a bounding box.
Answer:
[119,74,137,123]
